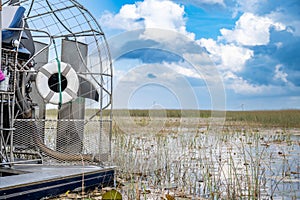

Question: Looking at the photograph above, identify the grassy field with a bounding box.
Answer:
[110,110,300,199]
[47,108,300,127]
[111,109,300,128]
[225,110,300,128]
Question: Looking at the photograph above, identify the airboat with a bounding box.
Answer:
[0,0,114,199]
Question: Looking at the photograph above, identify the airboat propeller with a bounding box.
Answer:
[0,0,113,165]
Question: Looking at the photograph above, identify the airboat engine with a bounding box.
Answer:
[0,0,113,166]
[33,40,100,154]
[0,1,114,198]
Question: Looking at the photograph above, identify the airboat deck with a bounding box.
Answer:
[0,165,115,199]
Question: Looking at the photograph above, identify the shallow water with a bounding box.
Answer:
[112,118,300,199]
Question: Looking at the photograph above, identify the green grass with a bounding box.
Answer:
[112,109,300,128]
[112,109,211,118]
[226,109,300,128]
[46,109,300,128]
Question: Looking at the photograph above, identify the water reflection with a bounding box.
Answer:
[112,119,300,199]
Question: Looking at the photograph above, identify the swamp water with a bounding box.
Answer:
[112,117,300,199]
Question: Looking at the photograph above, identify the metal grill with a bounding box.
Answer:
[14,118,111,164]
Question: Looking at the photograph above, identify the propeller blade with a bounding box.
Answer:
[78,75,99,102]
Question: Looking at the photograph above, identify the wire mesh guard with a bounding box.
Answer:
[14,119,111,164]
[0,0,112,165]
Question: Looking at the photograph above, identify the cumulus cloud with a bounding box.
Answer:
[196,10,296,95]
[173,0,225,6]
[100,0,194,39]
[99,7,143,30]
[273,64,288,83]
[163,61,202,79]
[219,12,286,46]
[199,38,253,72]
[267,11,300,37]
[229,0,300,39]
[231,0,267,16]
[102,0,298,98]
[223,71,266,94]
[195,0,224,5]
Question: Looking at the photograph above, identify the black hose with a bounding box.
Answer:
[30,121,99,162]
[15,72,32,118]
[15,72,100,162]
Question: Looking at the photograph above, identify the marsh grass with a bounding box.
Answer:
[47,108,300,127]
[45,109,300,199]
[226,110,300,128]
[111,116,300,199]
[111,109,300,128]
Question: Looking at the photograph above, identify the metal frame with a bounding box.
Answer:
[0,0,113,166]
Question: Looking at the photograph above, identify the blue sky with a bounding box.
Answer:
[78,0,300,110]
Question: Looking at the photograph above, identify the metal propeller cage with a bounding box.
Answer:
[0,0,113,166]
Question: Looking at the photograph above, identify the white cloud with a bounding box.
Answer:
[99,8,143,31]
[223,70,295,95]
[223,71,266,94]
[273,64,288,83]
[175,0,225,6]
[198,0,224,5]
[103,0,293,98]
[232,0,267,16]
[274,42,283,48]
[198,39,291,95]
[139,28,195,47]
[231,0,299,37]
[161,60,218,82]
[164,61,202,79]
[219,12,286,46]
[199,38,253,72]
[100,0,194,39]
[267,11,300,36]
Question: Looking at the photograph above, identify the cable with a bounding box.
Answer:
[53,39,62,109]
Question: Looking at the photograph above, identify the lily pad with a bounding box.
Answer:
[102,189,122,200]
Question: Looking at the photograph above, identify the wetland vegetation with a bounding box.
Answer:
[47,109,300,199]
[111,109,300,199]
